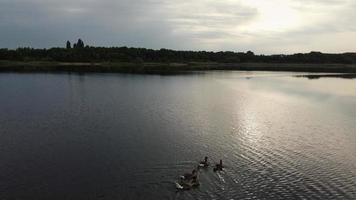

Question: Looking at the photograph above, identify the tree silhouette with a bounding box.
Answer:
[66,41,71,49]
[75,39,85,48]
[1,42,356,65]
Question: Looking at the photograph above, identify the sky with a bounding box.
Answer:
[0,0,355,54]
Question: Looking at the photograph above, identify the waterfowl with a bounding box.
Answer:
[198,156,209,168]
[180,169,197,180]
[213,159,224,172]
[176,168,200,190]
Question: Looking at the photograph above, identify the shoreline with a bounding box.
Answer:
[1,61,356,74]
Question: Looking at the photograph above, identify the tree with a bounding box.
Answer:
[66,41,71,49]
[246,50,255,56]
[75,39,84,48]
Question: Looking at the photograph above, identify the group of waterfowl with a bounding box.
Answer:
[175,156,224,190]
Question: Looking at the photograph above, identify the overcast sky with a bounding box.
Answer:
[1,0,355,54]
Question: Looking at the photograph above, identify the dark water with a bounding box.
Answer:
[0,72,355,200]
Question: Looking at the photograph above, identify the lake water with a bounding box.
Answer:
[0,71,355,200]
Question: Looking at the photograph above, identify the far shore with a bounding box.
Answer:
[1,60,356,74]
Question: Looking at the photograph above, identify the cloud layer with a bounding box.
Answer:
[0,0,355,54]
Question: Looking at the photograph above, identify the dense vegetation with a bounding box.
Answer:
[1,39,356,64]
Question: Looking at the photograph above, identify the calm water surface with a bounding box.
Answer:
[0,71,355,199]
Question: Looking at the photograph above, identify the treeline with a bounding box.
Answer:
[1,39,356,64]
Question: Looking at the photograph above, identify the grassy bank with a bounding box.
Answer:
[1,60,356,73]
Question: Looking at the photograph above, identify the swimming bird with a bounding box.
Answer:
[213,159,224,172]
[176,168,200,190]
[180,169,198,180]
[198,156,209,168]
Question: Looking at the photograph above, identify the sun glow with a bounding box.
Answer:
[241,0,302,33]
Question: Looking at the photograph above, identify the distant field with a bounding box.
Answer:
[1,60,356,73]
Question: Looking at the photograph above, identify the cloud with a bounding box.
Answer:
[0,0,355,53]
